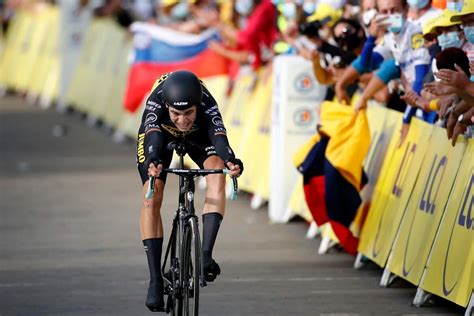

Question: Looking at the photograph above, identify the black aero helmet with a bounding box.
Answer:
[162,70,203,110]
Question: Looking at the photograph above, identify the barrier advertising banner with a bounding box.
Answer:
[269,55,326,223]
[389,127,467,286]
[358,118,433,267]
[420,139,474,307]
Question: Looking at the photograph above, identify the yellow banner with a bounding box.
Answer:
[420,139,474,307]
[66,19,102,112]
[223,73,255,147]
[358,118,433,267]
[253,97,272,200]
[238,74,272,193]
[288,175,312,222]
[101,30,131,128]
[389,127,467,285]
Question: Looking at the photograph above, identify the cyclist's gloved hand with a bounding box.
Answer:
[225,158,243,177]
[145,156,163,177]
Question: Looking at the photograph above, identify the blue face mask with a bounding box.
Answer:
[437,31,463,50]
[235,0,253,16]
[303,2,316,15]
[464,25,474,44]
[387,13,404,33]
[446,1,463,12]
[470,75,474,82]
[407,0,430,9]
[171,2,189,20]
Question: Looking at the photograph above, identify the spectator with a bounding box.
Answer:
[94,0,135,28]
[351,0,432,146]
[208,0,278,71]
[298,17,366,101]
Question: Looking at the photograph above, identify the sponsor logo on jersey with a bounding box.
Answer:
[212,116,224,127]
[411,33,423,50]
[145,124,161,134]
[161,124,199,137]
[145,113,158,125]
[173,101,188,106]
[205,105,218,114]
[137,133,146,164]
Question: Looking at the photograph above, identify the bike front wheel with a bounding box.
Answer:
[182,217,201,316]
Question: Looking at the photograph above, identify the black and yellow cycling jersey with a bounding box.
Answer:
[136,73,235,184]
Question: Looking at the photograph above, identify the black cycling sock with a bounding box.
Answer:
[202,212,223,262]
[143,238,163,280]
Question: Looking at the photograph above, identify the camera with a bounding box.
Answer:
[298,20,323,37]
[298,16,331,38]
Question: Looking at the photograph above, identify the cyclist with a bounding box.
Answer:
[136,70,243,312]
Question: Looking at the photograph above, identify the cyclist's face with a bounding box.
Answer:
[169,106,197,131]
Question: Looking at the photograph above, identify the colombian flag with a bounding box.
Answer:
[296,101,370,255]
[124,23,230,113]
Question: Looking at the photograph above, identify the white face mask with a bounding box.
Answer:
[282,3,297,19]
[386,13,404,33]
[235,0,253,16]
[171,2,189,20]
[446,1,464,12]
[303,2,316,15]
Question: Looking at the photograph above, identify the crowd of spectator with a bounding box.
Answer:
[2,0,473,145]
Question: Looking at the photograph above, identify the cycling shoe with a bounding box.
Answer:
[203,258,221,282]
[146,278,165,312]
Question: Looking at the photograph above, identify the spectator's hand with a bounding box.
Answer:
[335,82,350,105]
[298,46,318,60]
[400,91,419,107]
[438,95,456,119]
[424,81,458,96]
[450,107,474,146]
[355,97,368,114]
[398,123,410,148]
[450,122,467,146]
[368,14,389,37]
[435,64,470,89]
[446,109,459,140]
[208,40,224,54]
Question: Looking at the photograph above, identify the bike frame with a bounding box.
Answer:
[145,140,238,315]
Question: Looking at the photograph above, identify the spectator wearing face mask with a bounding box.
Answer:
[424,47,474,145]
[298,17,366,102]
[450,0,474,80]
[407,0,441,27]
[348,0,433,146]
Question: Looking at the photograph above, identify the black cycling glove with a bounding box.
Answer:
[225,158,244,175]
[145,156,162,169]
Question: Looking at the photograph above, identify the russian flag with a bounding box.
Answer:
[124,23,230,113]
[297,102,370,255]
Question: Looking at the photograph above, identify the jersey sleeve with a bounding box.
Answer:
[373,34,393,61]
[141,85,167,163]
[200,86,236,162]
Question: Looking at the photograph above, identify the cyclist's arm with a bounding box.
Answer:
[142,94,166,165]
[201,89,236,162]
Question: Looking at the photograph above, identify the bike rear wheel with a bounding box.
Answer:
[182,217,201,316]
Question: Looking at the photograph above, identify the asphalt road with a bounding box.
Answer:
[0,95,464,315]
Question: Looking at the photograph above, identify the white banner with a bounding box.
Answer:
[269,55,327,223]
